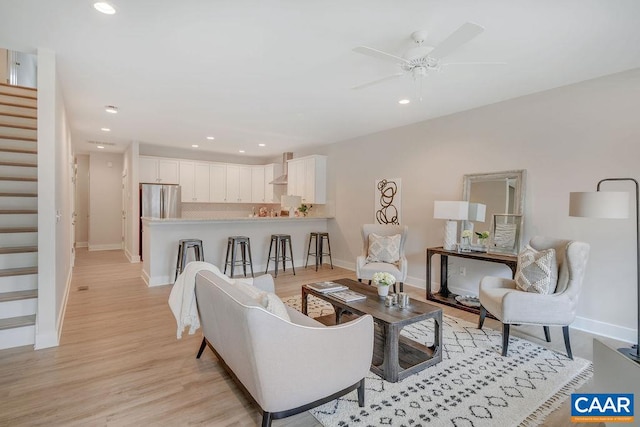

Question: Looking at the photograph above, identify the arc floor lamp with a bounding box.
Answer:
[569,177,639,363]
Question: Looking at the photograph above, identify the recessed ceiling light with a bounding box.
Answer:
[105,105,118,114]
[258,143,266,147]
[94,2,116,15]
[97,145,105,149]
[206,136,215,140]
[191,144,199,148]
[101,127,111,132]
[398,99,410,105]
[239,150,245,153]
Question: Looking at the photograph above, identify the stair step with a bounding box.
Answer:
[0,267,38,277]
[0,192,37,197]
[0,101,36,110]
[0,246,38,255]
[0,227,38,233]
[0,314,36,331]
[0,176,37,182]
[0,135,36,142]
[0,123,37,131]
[0,160,37,168]
[0,289,37,303]
[0,82,37,97]
[0,146,37,154]
[0,210,38,214]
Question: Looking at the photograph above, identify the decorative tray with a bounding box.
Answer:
[455,295,481,308]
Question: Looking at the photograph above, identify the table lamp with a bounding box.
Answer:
[569,177,639,363]
[434,201,470,250]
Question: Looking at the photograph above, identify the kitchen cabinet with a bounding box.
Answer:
[264,163,277,203]
[226,165,252,203]
[209,163,227,203]
[179,161,210,202]
[251,166,265,203]
[139,156,180,184]
[287,155,326,204]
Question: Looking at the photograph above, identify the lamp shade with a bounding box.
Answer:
[569,191,629,219]
[434,201,469,220]
[468,203,486,222]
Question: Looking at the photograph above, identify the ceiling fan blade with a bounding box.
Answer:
[351,73,404,90]
[428,22,485,60]
[353,46,409,65]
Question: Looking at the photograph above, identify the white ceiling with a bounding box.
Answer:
[2,0,640,158]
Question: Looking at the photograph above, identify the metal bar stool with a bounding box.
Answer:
[224,236,254,278]
[175,239,204,281]
[305,232,334,271]
[265,234,295,278]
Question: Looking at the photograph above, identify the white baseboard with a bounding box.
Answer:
[572,316,636,345]
[88,244,122,251]
[125,248,140,263]
[76,241,88,248]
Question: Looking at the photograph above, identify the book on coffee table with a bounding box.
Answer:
[306,282,348,293]
[330,290,367,302]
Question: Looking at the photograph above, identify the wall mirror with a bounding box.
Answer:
[462,170,526,254]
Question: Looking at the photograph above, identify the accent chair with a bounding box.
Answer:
[356,224,408,293]
[477,236,590,359]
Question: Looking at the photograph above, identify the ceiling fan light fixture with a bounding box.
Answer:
[94,2,116,15]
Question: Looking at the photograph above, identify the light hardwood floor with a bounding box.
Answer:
[0,249,615,426]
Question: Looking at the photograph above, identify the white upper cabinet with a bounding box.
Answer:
[287,155,326,204]
[139,156,180,184]
[179,161,210,202]
[226,165,252,203]
[264,163,277,203]
[251,166,266,203]
[209,163,227,202]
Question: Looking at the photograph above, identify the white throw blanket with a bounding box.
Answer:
[168,261,230,339]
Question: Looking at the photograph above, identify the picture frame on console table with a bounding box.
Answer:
[488,214,523,255]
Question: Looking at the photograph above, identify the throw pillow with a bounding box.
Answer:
[366,233,401,264]
[515,245,558,294]
[234,280,267,302]
[261,292,291,322]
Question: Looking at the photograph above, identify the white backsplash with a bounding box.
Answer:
[181,202,329,219]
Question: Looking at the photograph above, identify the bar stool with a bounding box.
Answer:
[265,234,295,278]
[175,239,204,281]
[224,236,254,278]
[305,232,334,271]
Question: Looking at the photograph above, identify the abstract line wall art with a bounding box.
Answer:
[374,178,401,225]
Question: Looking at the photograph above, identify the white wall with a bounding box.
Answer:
[89,152,124,251]
[36,48,73,349]
[123,142,139,262]
[75,154,89,246]
[326,68,640,343]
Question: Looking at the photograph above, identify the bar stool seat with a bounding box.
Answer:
[175,239,204,281]
[265,234,295,278]
[224,236,254,278]
[305,232,333,271]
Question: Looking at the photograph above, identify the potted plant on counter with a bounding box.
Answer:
[298,203,313,217]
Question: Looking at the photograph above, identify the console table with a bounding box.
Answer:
[426,247,518,314]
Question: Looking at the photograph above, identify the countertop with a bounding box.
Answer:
[142,216,333,224]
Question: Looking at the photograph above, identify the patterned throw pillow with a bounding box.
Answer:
[366,233,401,264]
[515,245,558,294]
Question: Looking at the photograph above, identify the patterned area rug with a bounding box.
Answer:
[281,295,592,427]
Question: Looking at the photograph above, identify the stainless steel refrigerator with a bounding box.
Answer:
[139,183,182,258]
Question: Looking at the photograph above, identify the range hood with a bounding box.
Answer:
[269,152,293,185]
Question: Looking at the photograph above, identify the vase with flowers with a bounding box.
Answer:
[475,230,490,248]
[372,271,396,297]
[460,229,473,252]
[298,203,313,217]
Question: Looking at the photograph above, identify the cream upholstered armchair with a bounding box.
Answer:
[477,236,590,359]
[356,224,408,293]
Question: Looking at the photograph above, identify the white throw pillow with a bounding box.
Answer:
[262,292,291,322]
[366,233,401,264]
[515,245,558,294]
[234,281,290,322]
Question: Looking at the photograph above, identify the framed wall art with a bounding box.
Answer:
[488,214,523,255]
[374,178,401,225]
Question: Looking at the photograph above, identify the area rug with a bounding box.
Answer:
[282,295,592,427]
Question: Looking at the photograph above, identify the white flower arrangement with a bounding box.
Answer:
[461,229,473,239]
[372,271,396,287]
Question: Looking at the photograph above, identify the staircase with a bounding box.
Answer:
[0,82,38,350]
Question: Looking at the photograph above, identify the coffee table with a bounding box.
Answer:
[302,278,442,383]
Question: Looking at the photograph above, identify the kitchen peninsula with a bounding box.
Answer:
[141,215,332,286]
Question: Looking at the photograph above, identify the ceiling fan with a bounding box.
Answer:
[352,22,492,91]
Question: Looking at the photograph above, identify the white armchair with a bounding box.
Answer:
[478,236,590,359]
[356,224,408,293]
